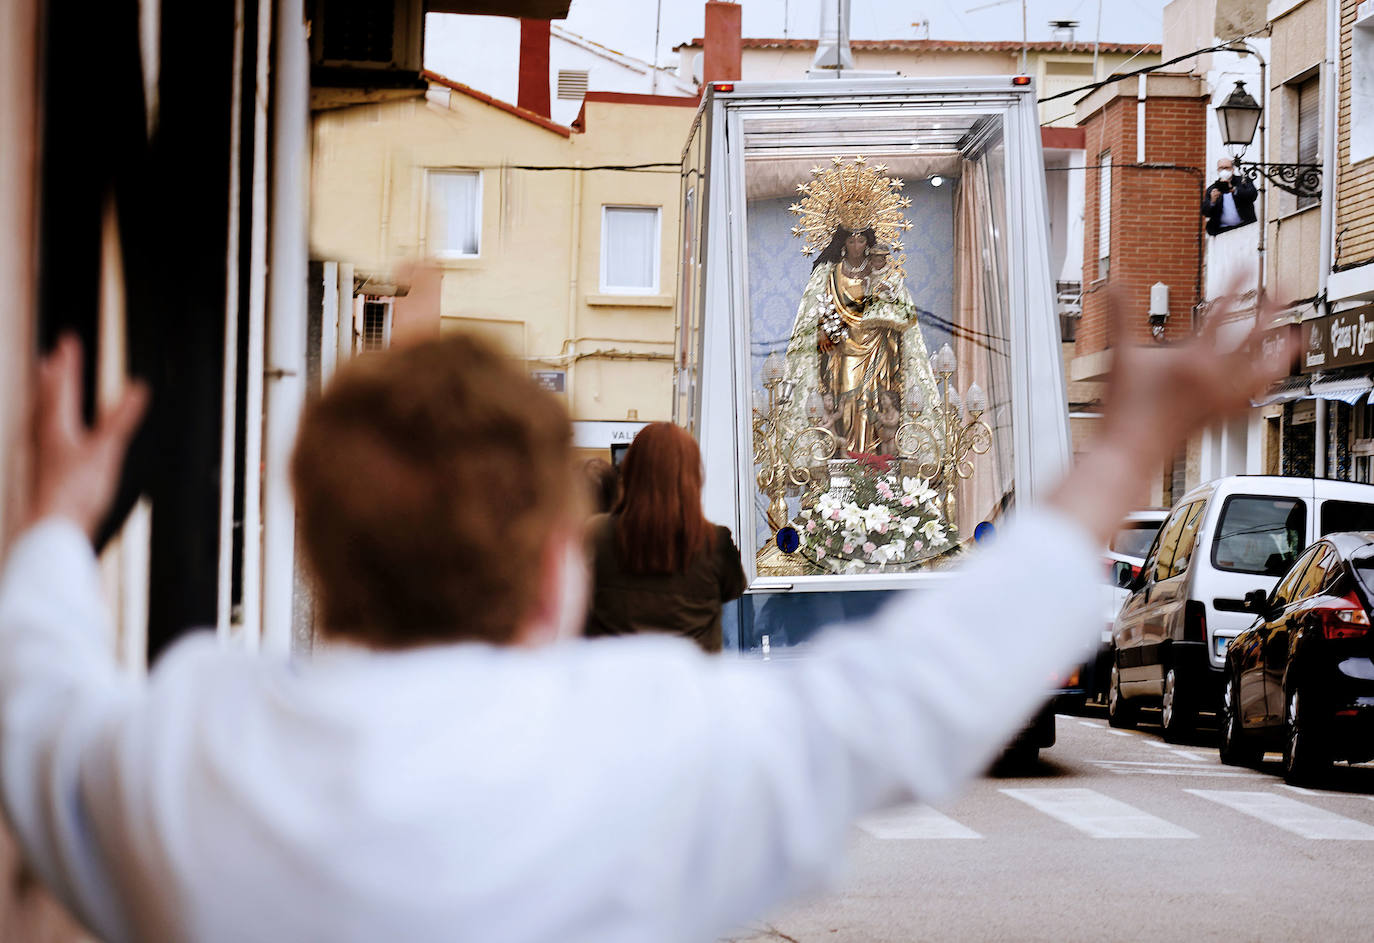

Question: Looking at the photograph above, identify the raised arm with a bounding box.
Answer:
[0,336,147,937]
[658,284,1295,939]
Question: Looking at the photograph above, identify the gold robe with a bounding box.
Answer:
[820,265,905,454]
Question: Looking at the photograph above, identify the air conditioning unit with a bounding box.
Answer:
[311,0,423,72]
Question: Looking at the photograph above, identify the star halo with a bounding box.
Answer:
[788,156,915,276]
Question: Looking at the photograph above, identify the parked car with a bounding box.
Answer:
[1079,510,1169,705]
[1218,532,1374,784]
[1059,509,1169,710]
[1108,476,1374,741]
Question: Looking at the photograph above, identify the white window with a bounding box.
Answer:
[360,298,393,352]
[1354,10,1374,164]
[600,206,661,294]
[427,170,481,257]
[1096,151,1111,280]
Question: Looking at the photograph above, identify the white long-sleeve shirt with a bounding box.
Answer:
[0,510,1099,943]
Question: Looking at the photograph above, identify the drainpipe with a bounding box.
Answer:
[217,0,247,641]
[240,0,274,649]
[1313,0,1340,481]
[262,0,309,654]
[566,163,583,410]
[1319,0,1339,295]
[1241,41,1269,306]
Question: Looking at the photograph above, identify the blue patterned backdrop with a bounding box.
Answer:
[744,187,957,545]
[745,187,956,392]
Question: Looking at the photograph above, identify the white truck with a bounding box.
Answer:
[674,77,1075,762]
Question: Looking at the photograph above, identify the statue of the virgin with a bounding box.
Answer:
[782,158,940,455]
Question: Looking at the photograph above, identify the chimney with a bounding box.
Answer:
[518,19,551,118]
[814,0,855,71]
[1049,19,1078,44]
[703,1,742,84]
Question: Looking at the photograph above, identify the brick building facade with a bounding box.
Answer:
[1066,73,1207,504]
[1073,74,1208,358]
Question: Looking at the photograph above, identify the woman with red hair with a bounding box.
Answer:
[585,422,746,652]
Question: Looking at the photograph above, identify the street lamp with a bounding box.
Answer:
[1215,79,1320,199]
[1216,81,1262,153]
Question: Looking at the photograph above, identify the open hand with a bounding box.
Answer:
[28,335,149,539]
[1049,279,1295,544]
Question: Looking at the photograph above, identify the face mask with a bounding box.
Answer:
[1218,170,1233,181]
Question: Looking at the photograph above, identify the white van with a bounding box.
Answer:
[1107,476,1374,740]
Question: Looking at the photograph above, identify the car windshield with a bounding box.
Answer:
[1321,500,1374,535]
[1110,520,1164,558]
[1212,496,1306,575]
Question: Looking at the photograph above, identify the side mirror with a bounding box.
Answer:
[1245,588,1277,619]
[1113,561,1136,589]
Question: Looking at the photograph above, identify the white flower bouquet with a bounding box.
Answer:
[796,470,954,573]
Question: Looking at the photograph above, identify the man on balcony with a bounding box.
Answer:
[1203,157,1258,236]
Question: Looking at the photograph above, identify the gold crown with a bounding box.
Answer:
[789,156,915,272]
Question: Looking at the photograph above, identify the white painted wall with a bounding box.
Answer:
[424,15,695,127]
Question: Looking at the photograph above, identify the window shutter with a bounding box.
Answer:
[1297,77,1320,165]
[1297,77,1320,209]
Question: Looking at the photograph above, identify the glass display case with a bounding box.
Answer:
[677,79,1067,649]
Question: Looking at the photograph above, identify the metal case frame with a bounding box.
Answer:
[681,77,1067,595]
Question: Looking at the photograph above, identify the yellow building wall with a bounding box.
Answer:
[311,89,697,424]
[1031,51,1162,127]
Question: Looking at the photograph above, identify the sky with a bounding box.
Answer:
[558,0,1166,69]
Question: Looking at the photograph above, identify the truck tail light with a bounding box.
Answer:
[1317,592,1371,640]
[1184,600,1206,643]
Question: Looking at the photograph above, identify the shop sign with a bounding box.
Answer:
[1302,309,1374,373]
[572,421,649,449]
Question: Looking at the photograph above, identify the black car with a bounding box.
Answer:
[1218,532,1374,784]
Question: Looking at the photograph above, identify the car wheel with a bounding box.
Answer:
[1218,671,1263,767]
[1107,660,1137,729]
[1160,666,1195,743]
[1283,686,1331,786]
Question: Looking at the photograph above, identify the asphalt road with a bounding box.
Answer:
[723,708,1374,943]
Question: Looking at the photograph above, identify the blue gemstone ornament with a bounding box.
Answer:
[776,526,801,554]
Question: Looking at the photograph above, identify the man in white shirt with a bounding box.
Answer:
[0,291,1289,943]
[1203,157,1259,236]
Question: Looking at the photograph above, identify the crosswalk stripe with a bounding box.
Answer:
[1000,788,1197,838]
[857,804,981,840]
[1078,720,1102,728]
[1089,759,1242,769]
[1186,790,1374,839]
